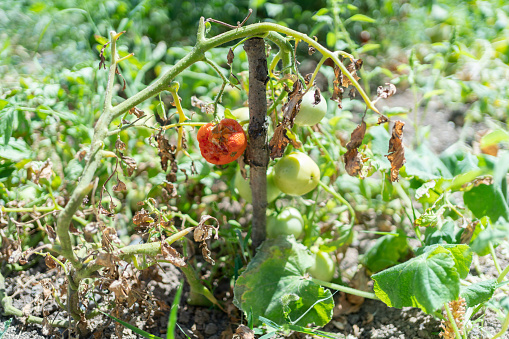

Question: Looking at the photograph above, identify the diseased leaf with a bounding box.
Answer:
[269,123,291,159]
[227,48,234,65]
[161,242,187,267]
[377,83,397,99]
[343,121,366,177]
[372,245,461,314]
[385,121,405,182]
[234,237,334,326]
[128,106,144,118]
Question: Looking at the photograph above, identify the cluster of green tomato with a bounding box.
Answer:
[233,89,335,282]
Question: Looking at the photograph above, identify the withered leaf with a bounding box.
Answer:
[96,252,118,269]
[120,153,137,176]
[227,48,234,66]
[46,225,56,242]
[282,80,304,124]
[313,88,321,105]
[132,209,153,228]
[343,121,367,177]
[45,254,57,269]
[191,96,214,114]
[308,45,316,55]
[161,242,187,267]
[341,58,363,88]
[108,279,129,302]
[115,66,127,91]
[349,87,356,100]
[129,107,145,118]
[98,205,114,217]
[200,242,215,265]
[115,139,126,151]
[268,124,290,159]
[377,83,397,99]
[112,180,127,192]
[69,223,82,235]
[385,121,405,182]
[194,215,219,242]
[233,325,255,339]
[78,150,87,161]
[377,115,389,124]
[98,42,110,70]
[155,131,177,172]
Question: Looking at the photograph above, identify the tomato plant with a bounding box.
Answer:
[266,207,304,239]
[273,152,321,196]
[197,118,247,165]
[234,167,280,203]
[293,89,327,126]
[307,250,336,282]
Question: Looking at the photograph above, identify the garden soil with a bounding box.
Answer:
[1,94,507,338]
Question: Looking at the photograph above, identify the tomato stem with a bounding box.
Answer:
[310,277,379,300]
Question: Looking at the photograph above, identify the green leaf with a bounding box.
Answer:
[0,318,12,339]
[347,14,376,23]
[471,219,509,255]
[402,144,452,181]
[234,237,334,326]
[360,229,409,273]
[0,138,31,162]
[415,208,440,227]
[0,108,15,145]
[480,129,509,148]
[167,280,184,339]
[416,244,472,279]
[372,246,461,314]
[100,311,163,339]
[224,108,235,120]
[357,43,380,54]
[464,184,509,222]
[460,279,497,307]
[423,220,457,245]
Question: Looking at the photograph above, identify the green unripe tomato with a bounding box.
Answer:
[234,167,281,203]
[274,152,320,196]
[294,89,327,126]
[266,207,304,239]
[231,107,250,122]
[307,250,336,282]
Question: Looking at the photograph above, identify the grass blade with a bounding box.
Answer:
[167,280,184,339]
[100,311,163,339]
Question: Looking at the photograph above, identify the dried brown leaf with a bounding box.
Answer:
[313,88,322,105]
[343,121,366,177]
[78,150,87,161]
[227,48,234,66]
[132,209,153,228]
[96,252,117,268]
[191,96,214,114]
[268,124,291,159]
[194,215,219,242]
[233,324,255,339]
[282,80,304,124]
[377,83,397,99]
[46,225,56,242]
[112,180,127,192]
[45,254,57,269]
[386,121,405,182]
[377,115,389,124]
[120,153,137,176]
[129,107,145,118]
[98,42,110,70]
[308,45,316,55]
[161,242,187,267]
[200,242,215,265]
[115,139,126,151]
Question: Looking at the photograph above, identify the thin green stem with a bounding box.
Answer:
[306,126,334,164]
[497,264,509,284]
[489,242,502,275]
[311,277,379,300]
[444,302,462,339]
[308,56,327,88]
[492,311,509,339]
[317,180,355,227]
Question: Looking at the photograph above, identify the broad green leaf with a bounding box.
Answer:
[416,244,472,279]
[464,184,509,222]
[424,221,456,245]
[372,246,460,314]
[0,138,31,162]
[402,144,452,181]
[360,229,409,273]
[234,237,334,326]
[471,219,509,255]
[347,14,376,23]
[0,108,15,145]
[460,279,496,307]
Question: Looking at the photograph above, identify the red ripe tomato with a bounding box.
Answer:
[197,119,247,165]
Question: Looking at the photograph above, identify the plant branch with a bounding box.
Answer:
[311,277,379,300]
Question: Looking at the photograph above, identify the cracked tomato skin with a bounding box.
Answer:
[197,119,247,165]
